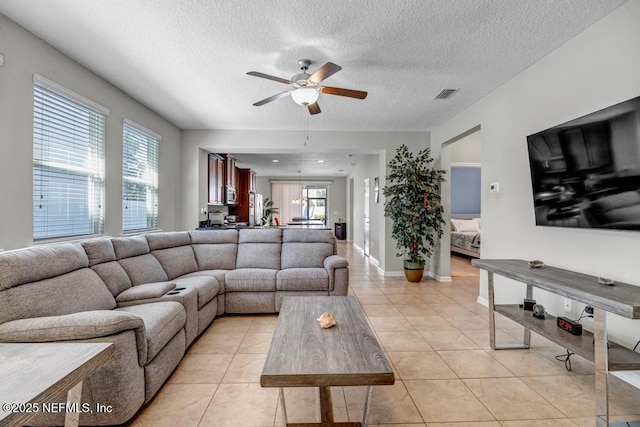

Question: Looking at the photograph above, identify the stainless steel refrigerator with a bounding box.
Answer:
[248,192,263,226]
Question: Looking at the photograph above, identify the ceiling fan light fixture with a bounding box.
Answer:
[291,88,319,106]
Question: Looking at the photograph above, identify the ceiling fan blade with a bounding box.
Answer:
[247,71,292,85]
[308,102,321,115]
[308,62,342,83]
[253,91,291,106]
[321,86,368,99]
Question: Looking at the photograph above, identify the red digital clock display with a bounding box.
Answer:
[557,317,583,336]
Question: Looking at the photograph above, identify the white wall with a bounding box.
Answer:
[451,131,482,164]
[0,14,182,250]
[182,129,429,273]
[431,1,640,346]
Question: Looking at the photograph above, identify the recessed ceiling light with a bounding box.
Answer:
[317,160,324,163]
[272,159,279,162]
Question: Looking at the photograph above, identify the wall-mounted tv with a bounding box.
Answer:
[526,96,640,231]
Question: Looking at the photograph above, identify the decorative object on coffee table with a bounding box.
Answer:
[382,144,446,282]
[316,312,337,328]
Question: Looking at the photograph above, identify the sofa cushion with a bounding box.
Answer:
[173,276,219,309]
[238,228,282,244]
[236,229,282,270]
[281,242,333,269]
[91,261,133,297]
[276,268,329,291]
[152,246,199,280]
[145,231,191,251]
[117,301,185,364]
[190,229,238,245]
[190,230,238,271]
[81,238,116,266]
[281,229,334,269]
[225,269,277,292]
[0,268,116,324]
[119,254,169,286]
[116,282,176,304]
[0,243,88,291]
[112,235,150,259]
[282,228,334,244]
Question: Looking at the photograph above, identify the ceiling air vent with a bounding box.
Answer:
[434,89,458,100]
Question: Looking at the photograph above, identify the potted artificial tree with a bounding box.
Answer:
[382,144,446,282]
[261,197,279,226]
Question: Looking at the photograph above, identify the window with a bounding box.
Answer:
[304,186,327,224]
[33,75,108,241]
[122,120,159,232]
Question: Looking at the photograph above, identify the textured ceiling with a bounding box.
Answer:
[0,0,627,133]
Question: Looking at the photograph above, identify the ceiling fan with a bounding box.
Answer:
[247,59,367,115]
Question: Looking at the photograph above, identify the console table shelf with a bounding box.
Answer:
[495,304,640,371]
[472,258,640,427]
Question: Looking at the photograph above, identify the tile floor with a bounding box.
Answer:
[127,247,640,426]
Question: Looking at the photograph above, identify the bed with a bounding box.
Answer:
[450,217,481,258]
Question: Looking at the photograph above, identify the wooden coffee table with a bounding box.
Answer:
[261,296,394,426]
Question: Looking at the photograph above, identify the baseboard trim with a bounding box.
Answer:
[477,296,489,307]
[383,271,405,277]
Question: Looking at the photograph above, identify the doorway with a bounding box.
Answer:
[363,177,370,256]
[442,127,482,279]
[349,177,354,241]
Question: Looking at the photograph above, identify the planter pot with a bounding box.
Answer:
[403,260,425,282]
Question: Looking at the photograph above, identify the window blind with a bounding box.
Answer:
[33,79,106,240]
[122,120,159,232]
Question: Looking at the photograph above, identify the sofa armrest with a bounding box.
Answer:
[0,310,147,365]
[324,255,349,270]
[116,282,176,303]
[324,255,349,295]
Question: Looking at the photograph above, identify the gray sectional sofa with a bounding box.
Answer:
[0,228,349,425]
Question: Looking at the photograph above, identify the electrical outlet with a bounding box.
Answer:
[564,298,572,312]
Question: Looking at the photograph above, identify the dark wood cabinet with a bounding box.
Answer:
[224,155,237,188]
[208,154,224,205]
[230,168,257,223]
[334,222,347,240]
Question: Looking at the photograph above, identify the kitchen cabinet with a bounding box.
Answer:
[224,155,237,188]
[230,168,257,223]
[208,154,224,205]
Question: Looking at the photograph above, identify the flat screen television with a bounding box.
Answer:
[526,95,640,231]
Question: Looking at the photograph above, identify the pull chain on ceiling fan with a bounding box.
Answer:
[247,59,367,115]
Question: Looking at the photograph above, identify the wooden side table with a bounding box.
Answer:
[0,342,115,427]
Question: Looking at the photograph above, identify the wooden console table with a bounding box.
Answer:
[0,342,115,427]
[472,259,640,427]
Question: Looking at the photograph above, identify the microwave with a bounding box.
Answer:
[225,186,237,205]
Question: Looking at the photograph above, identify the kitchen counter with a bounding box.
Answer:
[196,224,330,231]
